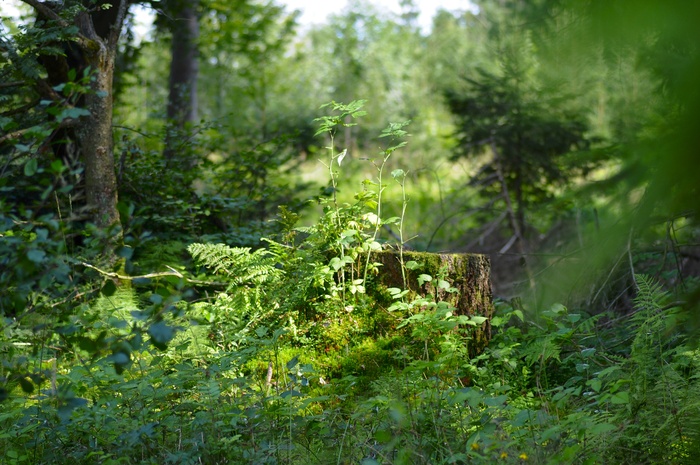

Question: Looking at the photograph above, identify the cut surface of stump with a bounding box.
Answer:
[373,250,493,357]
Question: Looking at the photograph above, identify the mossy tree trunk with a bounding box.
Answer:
[23,0,128,243]
[373,250,493,357]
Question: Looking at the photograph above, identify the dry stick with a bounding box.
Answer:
[0,81,24,89]
[590,250,627,306]
[627,228,637,289]
[265,361,273,395]
[669,219,687,290]
[80,261,227,287]
[0,127,31,145]
[490,140,535,290]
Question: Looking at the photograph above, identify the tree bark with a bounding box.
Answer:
[373,250,494,357]
[163,0,200,160]
[80,44,120,230]
[23,0,127,238]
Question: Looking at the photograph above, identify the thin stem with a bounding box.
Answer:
[362,153,390,285]
[396,172,409,289]
[336,416,352,465]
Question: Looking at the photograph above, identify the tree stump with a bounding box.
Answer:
[373,250,493,357]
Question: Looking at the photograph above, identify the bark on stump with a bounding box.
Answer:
[373,250,493,357]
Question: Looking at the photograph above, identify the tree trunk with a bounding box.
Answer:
[80,41,120,230]
[23,0,129,252]
[163,0,200,161]
[373,250,493,357]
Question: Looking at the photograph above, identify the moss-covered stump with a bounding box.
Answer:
[373,250,493,357]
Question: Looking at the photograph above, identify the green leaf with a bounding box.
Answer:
[58,397,87,421]
[329,256,343,271]
[117,246,134,260]
[24,159,38,176]
[19,377,34,394]
[111,352,130,365]
[405,260,421,270]
[588,423,617,435]
[286,355,299,370]
[49,160,65,173]
[26,249,46,263]
[587,379,602,392]
[437,279,451,290]
[580,348,596,358]
[57,107,90,122]
[610,391,629,404]
[374,429,392,443]
[101,280,117,297]
[148,321,175,350]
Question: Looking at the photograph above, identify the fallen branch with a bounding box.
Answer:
[80,262,228,288]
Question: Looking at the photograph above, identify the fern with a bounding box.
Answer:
[605,274,700,464]
[633,274,669,314]
[187,243,281,287]
[187,243,283,346]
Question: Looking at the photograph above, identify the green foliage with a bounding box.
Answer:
[446,68,592,212]
[3,0,700,461]
[188,242,279,285]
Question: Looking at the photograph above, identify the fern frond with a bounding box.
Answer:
[187,243,281,286]
[633,274,669,312]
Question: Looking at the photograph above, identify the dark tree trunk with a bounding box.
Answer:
[163,0,200,160]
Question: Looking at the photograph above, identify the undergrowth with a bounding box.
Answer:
[2,102,699,464]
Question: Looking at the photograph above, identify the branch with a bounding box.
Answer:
[20,0,70,27]
[0,81,25,89]
[0,98,40,117]
[110,0,130,48]
[21,0,94,50]
[80,262,228,288]
[113,125,156,139]
[491,139,535,290]
[0,127,31,145]
[0,118,79,145]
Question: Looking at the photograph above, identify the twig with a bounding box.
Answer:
[0,98,40,117]
[491,139,535,290]
[0,80,25,89]
[80,261,227,287]
[113,125,156,138]
[20,0,69,26]
[591,250,627,305]
[0,118,79,145]
[627,228,637,289]
[0,128,31,145]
